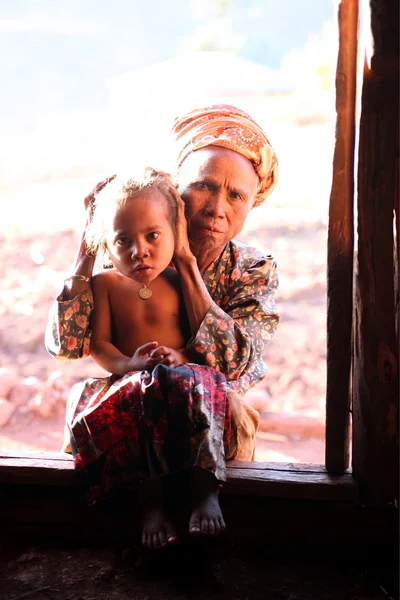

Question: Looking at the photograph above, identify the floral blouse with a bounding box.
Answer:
[45,240,279,394]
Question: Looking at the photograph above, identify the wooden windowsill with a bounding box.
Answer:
[0,450,358,503]
[3,451,397,550]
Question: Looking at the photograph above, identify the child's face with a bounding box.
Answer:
[105,189,175,285]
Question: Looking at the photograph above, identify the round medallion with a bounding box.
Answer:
[138,286,152,300]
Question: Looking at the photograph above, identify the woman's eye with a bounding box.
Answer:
[230,191,243,201]
[147,232,159,241]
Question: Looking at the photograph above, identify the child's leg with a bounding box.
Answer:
[139,477,178,550]
[188,467,225,536]
[139,364,230,542]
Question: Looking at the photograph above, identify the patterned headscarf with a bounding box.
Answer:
[171,104,278,207]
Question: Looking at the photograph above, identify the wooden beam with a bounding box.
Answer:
[326,0,359,472]
[352,0,399,505]
[0,483,394,549]
[0,451,358,503]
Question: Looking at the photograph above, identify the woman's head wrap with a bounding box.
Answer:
[171,104,278,207]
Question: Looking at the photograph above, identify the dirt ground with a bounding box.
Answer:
[0,538,397,600]
[0,220,327,463]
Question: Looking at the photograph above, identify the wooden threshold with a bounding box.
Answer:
[1,453,395,551]
[0,450,358,503]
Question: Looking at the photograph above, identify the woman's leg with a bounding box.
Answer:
[188,467,225,536]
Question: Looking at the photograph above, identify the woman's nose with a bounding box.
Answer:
[204,192,226,218]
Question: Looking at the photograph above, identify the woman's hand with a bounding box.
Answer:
[170,186,193,263]
[84,174,117,212]
[144,345,187,370]
[63,174,117,300]
[83,174,117,242]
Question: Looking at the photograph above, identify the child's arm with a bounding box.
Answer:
[90,274,157,375]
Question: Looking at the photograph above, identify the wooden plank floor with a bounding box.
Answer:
[0,450,358,503]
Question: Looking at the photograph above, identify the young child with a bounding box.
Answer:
[64,169,231,550]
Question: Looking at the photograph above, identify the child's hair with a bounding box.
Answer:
[85,167,178,256]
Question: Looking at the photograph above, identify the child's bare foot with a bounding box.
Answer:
[141,504,179,549]
[139,479,178,550]
[189,467,226,536]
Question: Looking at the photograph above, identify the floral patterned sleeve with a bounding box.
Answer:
[45,288,94,362]
[190,243,279,394]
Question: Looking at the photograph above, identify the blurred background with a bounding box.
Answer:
[0,0,338,462]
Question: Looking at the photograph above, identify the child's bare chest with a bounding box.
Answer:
[111,286,182,325]
[107,274,189,351]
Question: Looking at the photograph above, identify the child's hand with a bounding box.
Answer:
[128,341,159,371]
[145,345,186,370]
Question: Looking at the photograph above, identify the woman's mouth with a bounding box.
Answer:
[199,226,224,235]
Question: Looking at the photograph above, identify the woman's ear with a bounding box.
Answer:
[251,180,262,209]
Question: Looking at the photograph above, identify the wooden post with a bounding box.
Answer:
[352,0,399,505]
[326,0,359,472]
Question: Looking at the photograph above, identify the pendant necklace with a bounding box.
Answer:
[138,284,152,300]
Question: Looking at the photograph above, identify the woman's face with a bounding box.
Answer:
[105,190,175,285]
[177,146,259,255]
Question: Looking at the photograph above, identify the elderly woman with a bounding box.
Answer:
[46,104,279,547]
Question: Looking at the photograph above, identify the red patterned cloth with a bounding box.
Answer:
[171,104,279,206]
[66,363,231,505]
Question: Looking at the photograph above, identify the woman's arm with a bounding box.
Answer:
[62,232,96,301]
[62,175,116,300]
[189,257,279,383]
[171,189,217,334]
[45,216,96,361]
[44,286,94,361]
[174,253,214,335]
[171,188,279,385]
[45,175,116,361]
[175,238,279,386]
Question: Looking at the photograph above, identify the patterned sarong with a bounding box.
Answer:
[66,363,231,505]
